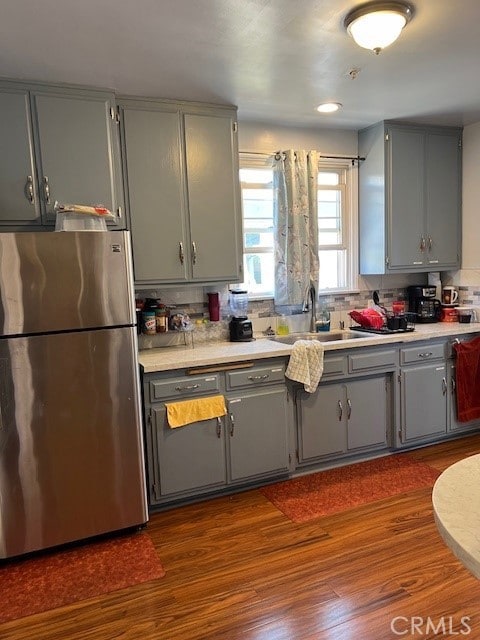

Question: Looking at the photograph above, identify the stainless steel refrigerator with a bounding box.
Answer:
[0,231,148,559]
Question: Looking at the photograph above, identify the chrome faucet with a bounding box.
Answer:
[302,283,317,332]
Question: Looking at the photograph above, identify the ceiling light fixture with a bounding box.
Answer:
[316,102,342,113]
[344,1,414,55]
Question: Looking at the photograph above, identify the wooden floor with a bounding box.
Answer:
[4,435,480,640]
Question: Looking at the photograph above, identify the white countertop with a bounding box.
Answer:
[139,322,480,373]
[433,454,480,579]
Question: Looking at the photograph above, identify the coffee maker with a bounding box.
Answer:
[407,285,442,323]
[228,290,253,342]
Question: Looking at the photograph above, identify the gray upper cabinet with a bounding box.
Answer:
[0,88,40,225]
[0,80,124,229]
[32,89,124,225]
[359,122,462,274]
[120,99,243,286]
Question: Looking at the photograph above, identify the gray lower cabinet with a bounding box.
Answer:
[398,343,448,444]
[151,407,226,496]
[144,360,290,507]
[297,375,389,464]
[120,99,242,286]
[0,80,124,228]
[227,388,289,482]
[359,121,461,274]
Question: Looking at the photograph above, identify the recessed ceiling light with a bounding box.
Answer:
[316,102,342,113]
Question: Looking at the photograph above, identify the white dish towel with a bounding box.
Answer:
[285,340,325,393]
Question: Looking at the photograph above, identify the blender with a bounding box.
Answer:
[229,289,253,342]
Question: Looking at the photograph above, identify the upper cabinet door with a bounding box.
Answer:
[32,90,124,225]
[184,112,242,282]
[425,131,461,267]
[0,89,41,225]
[121,105,188,283]
[387,126,425,269]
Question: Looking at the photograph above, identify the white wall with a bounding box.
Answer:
[445,120,480,286]
[462,121,480,271]
[238,121,357,155]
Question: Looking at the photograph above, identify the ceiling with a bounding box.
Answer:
[1,0,480,130]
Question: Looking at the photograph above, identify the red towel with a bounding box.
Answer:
[453,336,480,422]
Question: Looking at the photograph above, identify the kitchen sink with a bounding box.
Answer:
[269,329,372,345]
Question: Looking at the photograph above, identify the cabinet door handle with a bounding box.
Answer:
[25,175,35,204]
[174,384,200,392]
[179,242,185,264]
[192,241,197,265]
[427,236,433,251]
[346,398,352,419]
[418,352,432,358]
[420,236,426,252]
[216,417,222,438]
[451,377,456,394]
[229,413,235,436]
[442,377,447,395]
[43,176,51,204]
[337,400,343,421]
[247,374,269,381]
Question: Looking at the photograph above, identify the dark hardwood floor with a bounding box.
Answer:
[4,434,480,640]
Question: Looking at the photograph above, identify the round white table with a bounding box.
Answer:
[433,453,480,579]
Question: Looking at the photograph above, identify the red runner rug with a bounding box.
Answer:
[260,453,440,523]
[0,531,165,624]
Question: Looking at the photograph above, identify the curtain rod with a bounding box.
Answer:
[241,150,364,164]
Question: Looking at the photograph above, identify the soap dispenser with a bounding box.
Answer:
[315,304,331,332]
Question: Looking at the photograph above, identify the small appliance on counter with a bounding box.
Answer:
[228,289,253,342]
[407,285,442,323]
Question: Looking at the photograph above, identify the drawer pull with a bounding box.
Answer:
[418,352,432,358]
[247,374,270,381]
[174,384,200,392]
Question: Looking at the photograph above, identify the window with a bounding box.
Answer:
[239,159,275,296]
[239,154,357,297]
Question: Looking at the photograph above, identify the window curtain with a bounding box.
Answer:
[273,150,319,312]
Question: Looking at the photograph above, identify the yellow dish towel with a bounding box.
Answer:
[165,395,227,428]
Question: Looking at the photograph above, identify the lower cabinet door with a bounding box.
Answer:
[401,363,448,442]
[298,381,346,462]
[153,407,226,496]
[227,388,289,482]
[346,376,388,450]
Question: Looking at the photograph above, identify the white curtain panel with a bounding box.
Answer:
[273,149,319,311]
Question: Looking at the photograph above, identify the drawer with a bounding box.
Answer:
[400,343,445,364]
[348,349,396,373]
[149,374,220,402]
[226,364,285,390]
[322,355,347,377]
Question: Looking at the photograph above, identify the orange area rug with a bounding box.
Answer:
[260,453,440,523]
[0,531,165,624]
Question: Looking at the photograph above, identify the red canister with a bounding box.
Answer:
[208,292,220,321]
[441,307,458,322]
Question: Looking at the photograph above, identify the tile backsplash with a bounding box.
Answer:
[136,284,413,349]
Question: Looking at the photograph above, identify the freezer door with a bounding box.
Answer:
[0,327,148,559]
[0,231,135,336]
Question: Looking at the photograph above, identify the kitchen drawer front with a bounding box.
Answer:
[149,374,220,402]
[322,355,348,377]
[226,364,285,390]
[400,343,445,364]
[348,349,396,373]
